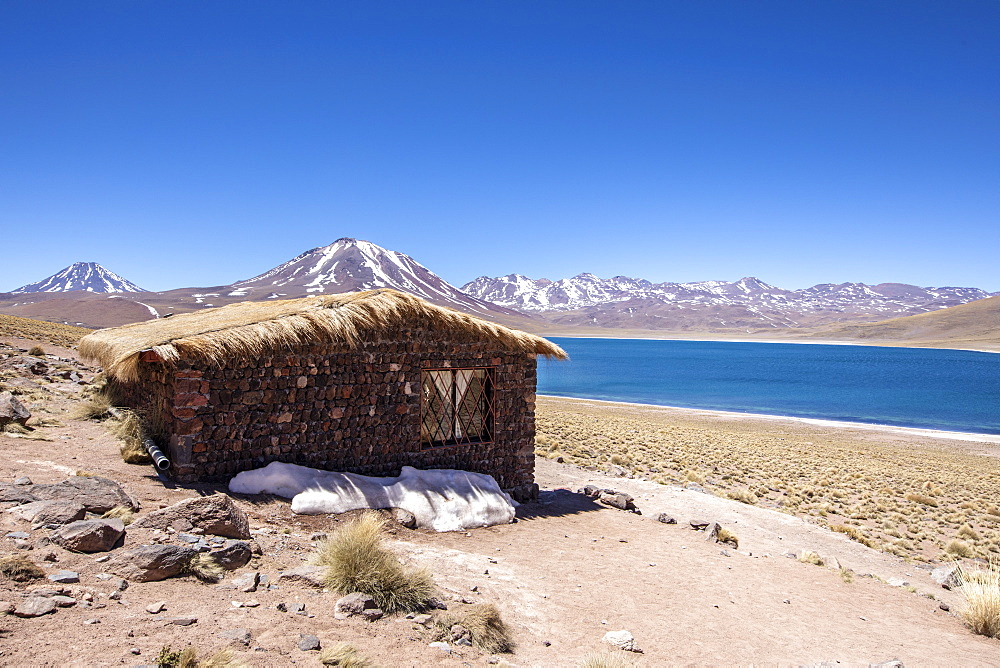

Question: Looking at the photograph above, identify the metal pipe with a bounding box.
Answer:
[143,437,171,470]
[107,407,171,470]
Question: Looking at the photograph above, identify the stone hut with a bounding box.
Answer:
[78,289,566,501]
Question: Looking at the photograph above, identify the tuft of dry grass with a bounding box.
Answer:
[71,393,112,421]
[0,554,46,581]
[945,539,975,559]
[0,314,90,348]
[958,561,1000,639]
[905,492,939,507]
[716,528,739,548]
[435,603,514,654]
[313,511,435,614]
[725,488,757,505]
[108,408,153,465]
[319,643,377,667]
[102,505,136,525]
[830,524,877,549]
[578,652,637,668]
[798,550,825,566]
[185,553,224,583]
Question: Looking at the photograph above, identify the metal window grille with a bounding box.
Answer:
[420,367,495,447]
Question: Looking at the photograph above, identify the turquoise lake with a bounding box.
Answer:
[536,338,1000,435]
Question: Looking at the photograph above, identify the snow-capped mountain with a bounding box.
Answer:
[461,273,998,329]
[11,262,147,294]
[225,238,509,315]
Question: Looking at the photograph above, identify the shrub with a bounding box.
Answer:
[436,603,513,653]
[905,492,939,507]
[959,562,1000,639]
[71,393,112,421]
[958,525,981,541]
[725,489,756,505]
[717,528,739,548]
[185,553,224,583]
[0,554,45,581]
[798,550,825,566]
[319,643,375,667]
[108,408,152,464]
[830,524,877,549]
[27,346,45,357]
[314,511,435,613]
[945,539,975,559]
[102,505,136,525]
[578,652,636,668]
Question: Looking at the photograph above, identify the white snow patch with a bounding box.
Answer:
[229,462,516,532]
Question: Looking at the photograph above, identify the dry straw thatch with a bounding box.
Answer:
[79,289,567,381]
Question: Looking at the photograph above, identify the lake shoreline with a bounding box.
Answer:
[538,393,1000,444]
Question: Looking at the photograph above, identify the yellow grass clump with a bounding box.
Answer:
[959,561,1000,639]
[0,314,91,348]
[578,652,637,668]
[319,643,376,667]
[0,553,46,581]
[435,603,514,654]
[79,289,567,382]
[313,511,436,614]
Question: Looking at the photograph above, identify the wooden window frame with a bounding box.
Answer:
[420,367,496,449]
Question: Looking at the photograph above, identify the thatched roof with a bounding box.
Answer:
[79,289,567,381]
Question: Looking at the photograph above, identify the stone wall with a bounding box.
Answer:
[122,330,539,501]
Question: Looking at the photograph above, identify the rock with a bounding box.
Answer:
[605,465,631,478]
[31,476,138,514]
[297,634,321,651]
[219,628,252,647]
[47,570,80,584]
[13,500,88,528]
[579,485,602,498]
[392,507,417,529]
[83,618,100,625]
[869,661,905,668]
[450,624,472,643]
[52,595,76,607]
[655,513,677,524]
[13,597,57,617]
[602,630,642,653]
[109,544,198,582]
[168,617,198,626]
[412,613,433,625]
[50,519,125,553]
[14,476,32,486]
[689,519,711,530]
[0,485,41,505]
[131,495,250,539]
[428,641,451,654]
[704,522,721,542]
[887,577,910,588]
[0,392,31,428]
[218,571,260,593]
[110,577,129,591]
[146,601,166,614]
[5,531,30,539]
[598,492,636,511]
[939,602,950,612]
[334,592,380,620]
[931,563,962,590]
[211,540,252,570]
[277,565,326,588]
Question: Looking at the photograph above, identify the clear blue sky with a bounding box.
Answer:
[3,1,998,292]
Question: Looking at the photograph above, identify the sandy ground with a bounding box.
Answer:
[2,339,1000,666]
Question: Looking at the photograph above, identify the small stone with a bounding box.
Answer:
[334,592,378,620]
[869,660,904,668]
[297,634,321,651]
[887,577,910,588]
[309,532,326,541]
[14,476,32,486]
[412,613,432,625]
[428,641,451,654]
[243,599,260,608]
[783,599,791,604]
[276,602,287,612]
[939,602,950,612]
[52,595,76,607]
[5,531,30,539]
[146,601,166,614]
[168,617,197,626]
[108,591,122,600]
[291,603,306,614]
[391,507,417,529]
[277,565,326,588]
[83,618,101,625]
[130,648,141,655]
[655,513,677,524]
[48,570,80,584]
[219,628,252,647]
[689,519,710,530]
[931,563,962,590]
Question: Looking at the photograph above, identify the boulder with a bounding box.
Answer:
[31,476,138,514]
[7,500,87,528]
[219,628,252,647]
[211,540,252,570]
[931,563,962,590]
[297,634,321,651]
[50,519,125,553]
[598,492,636,511]
[277,565,326,588]
[108,544,198,582]
[392,507,417,529]
[131,495,249,539]
[47,570,80,584]
[0,392,31,428]
[0,483,38,506]
[334,592,383,620]
[655,513,677,524]
[13,597,56,618]
[602,630,642,653]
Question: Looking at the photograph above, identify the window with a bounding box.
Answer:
[420,367,495,447]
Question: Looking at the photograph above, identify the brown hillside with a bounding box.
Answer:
[811,295,1000,351]
[0,313,92,348]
